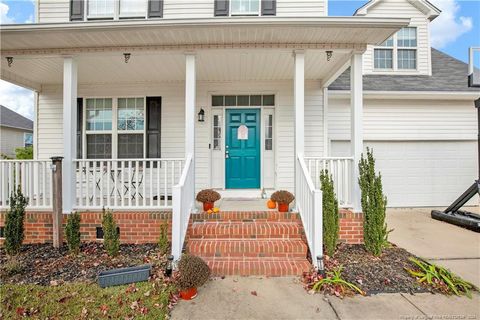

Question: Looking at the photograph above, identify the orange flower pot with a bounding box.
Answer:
[179,287,198,300]
[278,203,289,212]
[203,202,214,212]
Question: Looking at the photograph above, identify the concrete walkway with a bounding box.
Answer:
[387,207,480,287]
[171,277,480,320]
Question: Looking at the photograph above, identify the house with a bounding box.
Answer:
[0,0,478,275]
[0,105,34,158]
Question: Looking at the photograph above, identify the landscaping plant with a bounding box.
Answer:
[406,257,477,298]
[65,211,81,254]
[196,189,221,211]
[102,209,120,257]
[270,190,295,212]
[320,170,339,256]
[310,266,365,297]
[358,148,389,256]
[177,254,211,291]
[158,221,169,255]
[4,186,28,255]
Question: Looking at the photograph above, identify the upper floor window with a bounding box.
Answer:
[374,27,417,71]
[231,0,260,15]
[87,0,147,19]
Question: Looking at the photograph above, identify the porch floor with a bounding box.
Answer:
[211,199,275,212]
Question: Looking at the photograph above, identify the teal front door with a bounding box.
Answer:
[225,109,261,189]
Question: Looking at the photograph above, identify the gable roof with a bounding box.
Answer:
[329,48,480,93]
[0,105,33,131]
[354,0,441,21]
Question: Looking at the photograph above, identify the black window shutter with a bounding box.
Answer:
[76,98,83,159]
[148,0,164,18]
[261,0,276,15]
[146,97,162,158]
[214,0,229,16]
[70,0,84,21]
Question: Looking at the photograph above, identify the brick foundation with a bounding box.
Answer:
[339,209,364,244]
[0,211,172,245]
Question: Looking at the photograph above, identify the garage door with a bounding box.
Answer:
[331,141,478,207]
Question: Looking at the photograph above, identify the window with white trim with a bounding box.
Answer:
[87,0,147,19]
[117,98,145,159]
[85,98,113,159]
[231,0,260,15]
[374,27,417,71]
[24,132,33,148]
[213,114,222,151]
[265,114,273,151]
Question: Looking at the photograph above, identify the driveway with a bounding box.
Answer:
[387,207,480,287]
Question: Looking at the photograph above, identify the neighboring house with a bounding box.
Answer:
[0,105,34,158]
[0,0,478,271]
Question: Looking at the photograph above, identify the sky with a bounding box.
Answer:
[0,0,479,120]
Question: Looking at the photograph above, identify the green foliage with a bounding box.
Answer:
[4,186,28,255]
[320,170,339,256]
[65,212,82,254]
[406,257,477,298]
[312,266,364,296]
[358,148,389,256]
[15,146,33,160]
[102,209,120,257]
[158,221,169,255]
[1,257,24,276]
[177,254,211,290]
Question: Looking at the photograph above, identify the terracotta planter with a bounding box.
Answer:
[278,203,289,212]
[179,287,198,300]
[203,202,214,211]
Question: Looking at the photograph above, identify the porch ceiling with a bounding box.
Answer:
[0,49,352,87]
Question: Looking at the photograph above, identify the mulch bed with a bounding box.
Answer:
[0,243,168,286]
[328,243,426,295]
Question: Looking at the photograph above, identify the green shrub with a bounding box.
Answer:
[320,170,339,257]
[4,186,28,255]
[15,146,33,160]
[65,212,81,254]
[102,209,120,257]
[358,148,389,256]
[1,257,24,276]
[158,221,169,254]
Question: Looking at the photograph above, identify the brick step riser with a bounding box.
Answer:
[192,212,300,222]
[187,240,308,257]
[192,252,307,258]
[189,224,304,239]
[204,260,312,277]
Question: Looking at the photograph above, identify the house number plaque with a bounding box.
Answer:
[237,125,248,140]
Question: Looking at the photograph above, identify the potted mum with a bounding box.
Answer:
[177,254,211,300]
[271,190,295,212]
[196,189,221,211]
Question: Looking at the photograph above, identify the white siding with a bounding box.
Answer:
[0,127,31,158]
[276,0,326,17]
[38,0,70,23]
[37,0,327,23]
[36,80,325,193]
[359,0,432,76]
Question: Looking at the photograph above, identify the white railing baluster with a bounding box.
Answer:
[164,160,168,207]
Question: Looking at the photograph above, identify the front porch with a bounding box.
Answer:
[0,17,408,265]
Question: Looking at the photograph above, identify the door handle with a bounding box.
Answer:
[225,150,229,159]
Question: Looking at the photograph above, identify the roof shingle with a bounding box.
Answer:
[0,105,33,131]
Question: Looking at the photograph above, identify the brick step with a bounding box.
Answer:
[189,221,304,239]
[187,239,308,258]
[202,257,312,276]
[192,211,300,222]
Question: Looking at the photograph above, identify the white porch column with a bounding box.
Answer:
[350,53,364,213]
[62,57,78,214]
[294,50,305,157]
[185,53,196,202]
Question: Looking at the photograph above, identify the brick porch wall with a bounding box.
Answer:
[339,209,364,244]
[0,211,172,245]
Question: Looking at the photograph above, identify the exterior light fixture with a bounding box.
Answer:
[6,57,13,67]
[165,255,174,277]
[123,53,131,64]
[326,51,333,62]
[317,255,326,277]
[198,108,205,122]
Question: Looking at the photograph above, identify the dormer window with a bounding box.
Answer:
[374,27,417,71]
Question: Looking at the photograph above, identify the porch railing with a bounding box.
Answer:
[296,154,323,266]
[0,160,53,210]
[171,153,195,260]
[73,158,185,210]
[304,157,354,208]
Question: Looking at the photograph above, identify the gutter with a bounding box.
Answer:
[328,90,480,101]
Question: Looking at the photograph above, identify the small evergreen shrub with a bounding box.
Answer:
[4,186,28,255]
[158,221,169,254]
[320,170,339,256]
[65,211,81,254]
[102,209,120,257]
[358,148,389,256]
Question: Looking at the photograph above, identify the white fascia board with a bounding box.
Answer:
[328,90,480,101]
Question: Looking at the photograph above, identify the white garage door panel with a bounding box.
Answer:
[331,141,478,207]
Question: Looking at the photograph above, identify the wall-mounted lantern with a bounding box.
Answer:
[198,108,205,122]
